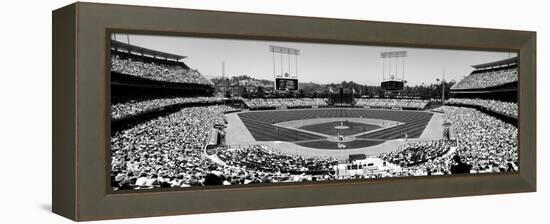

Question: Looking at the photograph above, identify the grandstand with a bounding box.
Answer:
[109,40,230,132]
[243,98,328,110]
[451,56,517,102]
[110,41,244,190]
[111,40,215,102]
[241,97,430,111]
[447,57,518,122]
[427,57,520,176]
[355,98,430,110]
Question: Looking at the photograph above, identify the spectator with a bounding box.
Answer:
[112,96,225,119]
[450,155,472,174]
[111,52,212,85]
[110,105,235,190]
[446,98,517,118]
[356,98,429,110]
[243,98,328,109]
[452,67,517,90]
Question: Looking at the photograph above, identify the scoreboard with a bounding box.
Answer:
[275,78,299,91]
[381,80,404,91]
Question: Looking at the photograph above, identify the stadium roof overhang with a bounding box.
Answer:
[471,57,517,69]
[450,87,517,94]
[111,40,186,61]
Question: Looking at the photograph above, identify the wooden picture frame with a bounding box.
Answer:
[52,2,536,221]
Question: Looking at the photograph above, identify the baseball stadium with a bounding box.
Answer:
[109,35,518,190]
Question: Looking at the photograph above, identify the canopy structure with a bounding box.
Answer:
[111,40,186,61]
[471,56,517,70]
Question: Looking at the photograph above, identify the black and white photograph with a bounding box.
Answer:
[109,33,518,191]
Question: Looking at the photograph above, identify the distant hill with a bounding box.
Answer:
[210,75,273,88]
[210,76,455,99]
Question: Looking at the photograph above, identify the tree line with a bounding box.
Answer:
[210,76,456,99]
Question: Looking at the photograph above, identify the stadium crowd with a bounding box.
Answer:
[111,104,518,190]
[446,98,518,118]
[378,106,517,176]
[111,53,212,85]
[355,98,429,110]
[377,140,451,167]
[112,96,225,120]
[438,106,518,173]
[244,98,328,109]
[110,105,235,190]
[451,68,517,90]
[217,144,337,174]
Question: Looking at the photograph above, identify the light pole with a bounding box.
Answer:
[441,69,446,105]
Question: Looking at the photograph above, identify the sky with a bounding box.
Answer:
[113,34,516,86]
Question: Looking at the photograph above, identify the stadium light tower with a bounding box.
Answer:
[442,68,446,104]
[380,51,407,91]
[270,45,300,78]
[270,46,300,91]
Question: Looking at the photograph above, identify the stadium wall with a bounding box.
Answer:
[246,105,424,111]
